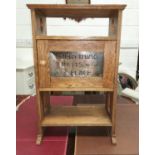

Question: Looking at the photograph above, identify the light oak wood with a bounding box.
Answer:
[31,9,44,145]
[105,92,111,116]
[36,35,117,41]
[39,87,113,92]
[109,16,118,37]
[27,4,126,21]
[42,105,112,126]
[36,134,43,145]
[27,4,126,145]
[111,10,123,143]
[35,10,47,35]
[37,40,50,88]
[27,4,126,11]
[112,135,117,145]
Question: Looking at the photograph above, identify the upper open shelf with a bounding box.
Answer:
[27,4,126,18]
[27,4,126,38]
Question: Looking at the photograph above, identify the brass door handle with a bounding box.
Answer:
[39,60,46,66]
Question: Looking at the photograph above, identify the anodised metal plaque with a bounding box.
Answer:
[49,51,104,77]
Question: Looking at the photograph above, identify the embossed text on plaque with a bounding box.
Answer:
[49,51,104,77]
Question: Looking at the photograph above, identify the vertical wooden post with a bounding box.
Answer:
[30,9,48,144]
[42,92,51,114]
[105,92,111,116]
[111,10,123,144]
[109,15,118,37]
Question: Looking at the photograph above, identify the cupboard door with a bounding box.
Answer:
[37,40,116,89]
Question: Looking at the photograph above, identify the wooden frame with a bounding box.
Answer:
[27,4,126,145]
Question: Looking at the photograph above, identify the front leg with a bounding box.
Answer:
[36,127,44,145]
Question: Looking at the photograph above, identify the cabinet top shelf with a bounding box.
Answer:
[27,4,126,18]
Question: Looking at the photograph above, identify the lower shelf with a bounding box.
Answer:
[41,105,112,127]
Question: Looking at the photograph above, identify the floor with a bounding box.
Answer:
[75,104,139,155]
[16,96,73,155]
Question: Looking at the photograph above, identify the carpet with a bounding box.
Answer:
[16,96,73,155]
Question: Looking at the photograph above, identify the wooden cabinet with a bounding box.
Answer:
[27,4,126,145]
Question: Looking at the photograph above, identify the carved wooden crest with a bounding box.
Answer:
[65,0,90,22]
